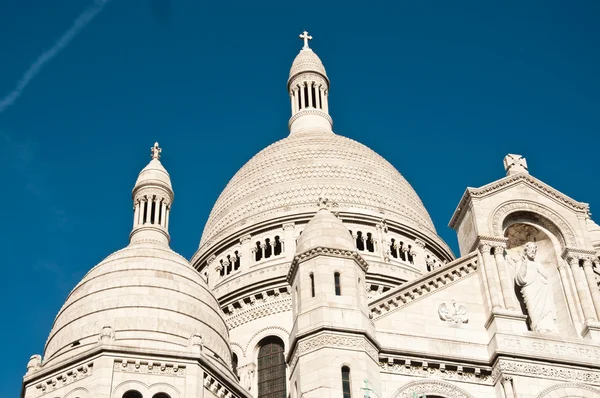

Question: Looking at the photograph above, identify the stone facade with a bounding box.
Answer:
[22,33,600,398]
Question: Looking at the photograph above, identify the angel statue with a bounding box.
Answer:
[438,300,468,324]
[515,242,558,333]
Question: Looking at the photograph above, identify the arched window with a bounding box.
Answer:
[366,233,374,252]
[341,366,351,398]
[152,394,171,398]
[356,231,365,251]
[123,391,143,398]
[310,273,315,297]
[334,272,341,296]
[257,337,286,398]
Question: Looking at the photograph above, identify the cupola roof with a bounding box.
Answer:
[288,31,328,84]
[296,203,355,254]
[134,142,172,191]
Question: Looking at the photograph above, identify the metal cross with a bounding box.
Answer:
[151,142,162,160]
[299,30,312,49]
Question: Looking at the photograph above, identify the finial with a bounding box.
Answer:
[503,154,528,176]
[299,30,312,49]
[151,142,162,160]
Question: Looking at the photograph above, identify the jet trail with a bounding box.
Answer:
[0,0,110,114]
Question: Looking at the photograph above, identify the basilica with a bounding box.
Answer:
[22,33,600,398]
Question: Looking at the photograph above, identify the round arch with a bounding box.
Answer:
[536,382,600,398]
[491,201,577,247]
[391,380,475,398]
[112,381,148,398]
[245,326,289,359]
[64,387,89,398]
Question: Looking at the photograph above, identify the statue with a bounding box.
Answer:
[26,354,42,374]
[515,242,558,333]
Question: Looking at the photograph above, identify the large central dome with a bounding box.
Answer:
[199,131,435,249]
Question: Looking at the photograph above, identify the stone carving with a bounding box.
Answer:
[239,364,256,392]
[391,380,475,398]
[494,359,600,385]
[536,382,600,398]
[26,354,42,374]
[515,242,558,333]
[438,300,468,324]
[370,253,478,320]
[151,142,161,159]
[290,333,379,370]
[380,360,491,385]
[98,325,115,344]
[114,359,185,377]
[504,154,528,175]
[35,363,93,395]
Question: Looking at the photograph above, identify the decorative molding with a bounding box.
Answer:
[35,362,93,397]
[391,380,475,398]
[113,359,185,377]
[226,297,292,329]
[369,254,478,320]
[289,332,378,370]
[380,360,491,386]
[493,358,600,386]
[204,372,235,398]
[244,326,290,356]
[288,109,333,127]
[536,382,600,398]
[491,201,577,246]
[288,246,368,283]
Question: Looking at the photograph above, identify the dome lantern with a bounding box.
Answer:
[130,142,174,246]
[287,31,333,136]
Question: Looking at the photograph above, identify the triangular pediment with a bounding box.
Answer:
[450,172,588,229]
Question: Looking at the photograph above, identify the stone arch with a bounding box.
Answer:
[231,342,245,358]
[244,326,289,358]
[536,382,600,398]
[148,382,180,398]
[112,380,148,398]
[64,387,89,398]
[391,380,475,398]
[491,201,576,247]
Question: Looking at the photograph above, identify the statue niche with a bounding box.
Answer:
[503,218,568,334]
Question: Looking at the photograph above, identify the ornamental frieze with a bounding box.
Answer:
[113,359,185,377]
[493,359,600,385]
[35,362,93,397]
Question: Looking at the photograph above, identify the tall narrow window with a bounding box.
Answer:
[232,353,239,379]
[303,85,309,108]
[310,273,315,297]
[311,84,316,107]
[150,198,156,224]
[334,272,341,296]
[342,366,351,398]
[257,337,286,398]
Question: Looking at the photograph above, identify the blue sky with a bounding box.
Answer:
[1,0,599,395]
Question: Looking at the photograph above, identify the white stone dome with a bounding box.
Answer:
[587,218,600,249]
[134,158,172,191]
[289,48,328,83]
[296,208,355,254]
[199,131,436,249]
[44,241,231,366]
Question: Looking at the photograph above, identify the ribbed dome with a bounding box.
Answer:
[587,218,600,248]
[296,208,355,254]
[289,48,328,82]
[44,242,231,367]
[135,158,172,190]
[200,131,435,249]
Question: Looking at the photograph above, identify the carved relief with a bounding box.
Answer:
[113,359,185,377]
[438,300,468,324]
[494,359,600,385]
[289,333,378,370]
[35,362,93,397]
[391,380,475,398]
[380,360,491,385]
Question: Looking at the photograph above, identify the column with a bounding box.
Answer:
[557,260,581,326]
[240,235,252,269]
[165,205,170,230]
[322,89,329,112]
[308,82,313,107]
[133,200,140,228]
[315,84,321,109]
[494,245,518,310]
[501,376,515,398]
[283,223,296,258]
[583,259,600,320]
[299,83,305,110]
[152,197,159,224]
[161,201,168,228]
[480,243,503,310]
[290,91,296,114]
[413,239,427,273]
[569,255,597,323]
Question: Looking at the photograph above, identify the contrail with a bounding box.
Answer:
[0,0,110,114]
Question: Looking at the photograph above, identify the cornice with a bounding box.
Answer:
[287,108,333,128]
[369,252,478,320]
[287,246,369,283]
[449,172,589,229]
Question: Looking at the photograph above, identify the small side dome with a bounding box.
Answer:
[288,48,328,84]
[587,218,600,249]
[133,142,172,191]
[296,207,355,254]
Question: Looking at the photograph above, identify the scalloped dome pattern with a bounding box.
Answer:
[44,242,231,366]
[289,48,327,81]
[200,132,435,249]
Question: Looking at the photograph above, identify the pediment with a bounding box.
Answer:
[450,173,588,229]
